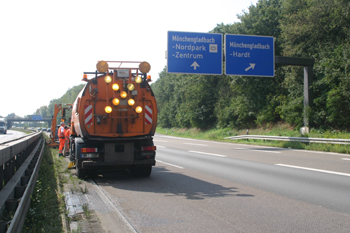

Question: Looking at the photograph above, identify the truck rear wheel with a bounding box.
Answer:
[130,166,152,177]
[77,167,87,179]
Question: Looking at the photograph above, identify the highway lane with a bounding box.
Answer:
[155,133,350,173]
[154,134,350,213]
[0,130,26,143]
[93,133,350,233]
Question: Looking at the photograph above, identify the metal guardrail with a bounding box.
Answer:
[0,132,43,233]
[225,135,350,145]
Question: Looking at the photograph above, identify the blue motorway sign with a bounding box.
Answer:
[167,31,223,75]
[32,115,43,120]
[225,34,274,77]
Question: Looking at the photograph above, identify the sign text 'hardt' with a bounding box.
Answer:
[225,34,274,77]
[167,31,223,75]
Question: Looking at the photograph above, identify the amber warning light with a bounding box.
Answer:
[82,74,88,82]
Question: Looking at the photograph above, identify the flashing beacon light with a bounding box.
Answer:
[105,106,112,113]
[128,99,135,106]
[135,106,142,113]
[147,75,151,81]
[127,83,135,91]
[112,98,120,105]
[104,75,112,84]
[112,83,119,91]
[120,91,127,98]
[135,76,142,84]
[82,74,88,82]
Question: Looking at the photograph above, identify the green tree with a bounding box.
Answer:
[153,0,350,131]
[280,0,350,128]
[35,106,49,117]
[45,84,84,116]
[213,0,285,128]
[6,113,18,118]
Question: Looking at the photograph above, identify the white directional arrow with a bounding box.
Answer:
[191,61,200,70]
[245,63,256,71]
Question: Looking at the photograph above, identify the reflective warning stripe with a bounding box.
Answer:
[145,105,152,124]
[85,105,93,125]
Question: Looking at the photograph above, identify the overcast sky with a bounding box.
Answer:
[0,0,258,118]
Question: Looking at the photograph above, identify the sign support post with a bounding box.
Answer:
[275,56,315,129]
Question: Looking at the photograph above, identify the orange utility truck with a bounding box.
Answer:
[69,61,157,178]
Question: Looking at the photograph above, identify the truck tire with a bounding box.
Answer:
[88,169,98,178]
[77,167,87,179]
[130,166,152,177]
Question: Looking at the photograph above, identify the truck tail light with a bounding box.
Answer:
[81,148,98,153]
[141,146,156,151]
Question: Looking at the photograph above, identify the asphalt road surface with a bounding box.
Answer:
[92,133,350,233]
[0,130,26,143]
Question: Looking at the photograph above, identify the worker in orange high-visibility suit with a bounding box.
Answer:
[57,122,66,157]
[64,125,71,157]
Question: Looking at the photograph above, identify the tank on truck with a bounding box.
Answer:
[68,61,157,178]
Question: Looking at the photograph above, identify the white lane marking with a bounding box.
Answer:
[88,179,137,233]
[154,140,168,142]
[158,135,284,148]
[291,149,350,156]
[156,134,350,156]
[156,145,166,148]
[189,150,227,158]
[158,135,199,140]
[275,164,350,177]
[342,158,350,161]
[157,160,183,169]
[251,149,281,154]
[184,143,207,146]
[235,148,281,153]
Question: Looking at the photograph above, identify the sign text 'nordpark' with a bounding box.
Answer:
[167,31,223,75]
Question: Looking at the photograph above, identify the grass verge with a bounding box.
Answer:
[21,133,100,232]
[156,125,350,154]
[22,145,67,232]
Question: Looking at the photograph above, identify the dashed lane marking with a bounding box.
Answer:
[188,150,227,157]
[156,160,184,169]
[275,164,350,177]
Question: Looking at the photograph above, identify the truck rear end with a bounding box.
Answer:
[0,118,7,134]
[70,61,157,178]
